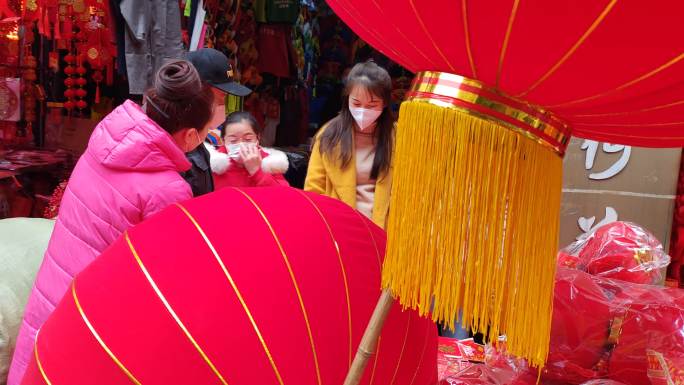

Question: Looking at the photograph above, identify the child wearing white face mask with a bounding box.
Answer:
[305,61,395,229]
[205,111,290,189]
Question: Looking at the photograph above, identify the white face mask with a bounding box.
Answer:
[349,106,382,131]
[226,143,241,160]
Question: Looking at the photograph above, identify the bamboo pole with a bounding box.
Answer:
[343,289,394,385]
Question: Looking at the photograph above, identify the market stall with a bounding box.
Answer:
[0,0,411,204]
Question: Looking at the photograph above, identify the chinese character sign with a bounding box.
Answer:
[581,140,632,180]
[559,138,680,249]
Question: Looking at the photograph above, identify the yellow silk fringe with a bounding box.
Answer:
[383,100,562,369]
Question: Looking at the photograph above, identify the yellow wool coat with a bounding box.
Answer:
[304,128,392,229]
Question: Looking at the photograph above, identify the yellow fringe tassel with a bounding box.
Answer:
[383,100,562,369]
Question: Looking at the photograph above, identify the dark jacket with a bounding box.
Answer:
[182,144,215,197]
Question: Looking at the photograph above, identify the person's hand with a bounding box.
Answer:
[240,143,262,176]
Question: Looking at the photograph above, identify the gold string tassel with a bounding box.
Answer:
[383,97,563,369]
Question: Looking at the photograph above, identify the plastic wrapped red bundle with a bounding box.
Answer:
[441,264,684,385]
[559,221,671,285]
[546,268,684,385]
[543,268,612,383]
[600,282,684,385]
[437,338,536,385]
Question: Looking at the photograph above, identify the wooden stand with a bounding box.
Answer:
[343,289,394,385]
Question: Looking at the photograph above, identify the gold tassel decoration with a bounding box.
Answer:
[383,72,570,368]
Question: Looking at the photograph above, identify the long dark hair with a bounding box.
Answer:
[144,60,214,134]
[318,61,394,180]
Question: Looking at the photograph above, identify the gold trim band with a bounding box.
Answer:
[174,203,285,385]
[72,282,142,384]
[34,330,52,385]
[233,188,323,385]
[406,71,572,156]
[294,191,354,369]
[125,232,230,385]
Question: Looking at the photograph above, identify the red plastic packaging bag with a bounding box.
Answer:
[559,221,670,285]
[543,268,612,384]
[547,268,684,385]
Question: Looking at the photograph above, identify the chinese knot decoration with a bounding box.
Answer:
[22,0,115,112]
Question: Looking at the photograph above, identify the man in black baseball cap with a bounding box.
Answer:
[182,48,252,197]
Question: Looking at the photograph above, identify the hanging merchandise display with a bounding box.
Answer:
[118,0,184,95]
[326,1,684,375]
[18,0,116,112]
[203,0,239,60]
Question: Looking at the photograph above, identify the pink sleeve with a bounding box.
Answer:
[143,179,193,219]
[250,170,290,187]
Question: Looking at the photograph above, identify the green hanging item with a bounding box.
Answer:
[184,0,192,17]
[226,94,243,115]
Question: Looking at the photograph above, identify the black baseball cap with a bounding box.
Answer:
[186,48,252,97]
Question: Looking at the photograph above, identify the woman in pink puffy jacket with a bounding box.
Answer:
[8,60,214,385]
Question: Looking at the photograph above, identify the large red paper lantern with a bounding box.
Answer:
[326,0,684,147]
[326,0,684,370]
[20,187,437,385]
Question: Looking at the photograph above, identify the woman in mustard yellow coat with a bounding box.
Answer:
[305,61,395,229]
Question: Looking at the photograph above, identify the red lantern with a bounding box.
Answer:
[92,70,104,83]
[64,54,76,64]
[326,0,684,147]
[326,1,684,370]
[75,88,87,98]
[24,55,37,68]
[76,100,87,110]
[64,78,74,87]
[76,66,86,75]
[64,100,75,110]
[19,188,437,385]
[64,89,75,98]
[76,77,87,87]
[64,66,75,75]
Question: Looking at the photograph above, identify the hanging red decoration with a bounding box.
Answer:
[326,0,684,148]
[22,0,116,112]
[324,0,684,374]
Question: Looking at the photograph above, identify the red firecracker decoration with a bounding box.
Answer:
[43,179,68,219]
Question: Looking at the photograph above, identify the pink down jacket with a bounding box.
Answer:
[8,100,192,385]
